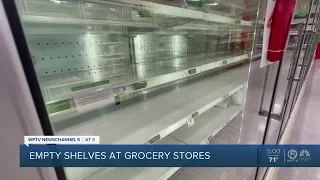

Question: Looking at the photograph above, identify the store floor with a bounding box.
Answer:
[276,60,320,180]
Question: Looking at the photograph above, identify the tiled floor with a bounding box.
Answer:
[276,61,320,180]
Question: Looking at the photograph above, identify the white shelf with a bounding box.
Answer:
[170,105,243,144]
[152,22,245,34]
[22,15,158,28]
[47,54,248,89]
[59,66,246,179]
[85,105,243,180]
[23,15,245,35]
[48,54,249,119]
[87,136,182,180]
[253,53,262,59]
[135,0,252,26]
[21,0,252,28]
[57,67,246,144]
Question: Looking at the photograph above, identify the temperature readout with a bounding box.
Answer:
[267,149,281,163]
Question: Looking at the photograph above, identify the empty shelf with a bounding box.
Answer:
[87,136,182,180]
[56,67,246,144]
[170,105,243,144]
[44,53,247,90]
[47,54,248,119]
[92,106,243,180]
[135,0,252,26]
[21,0,252,27]
[22,15,158,28]
[57,67,246,180]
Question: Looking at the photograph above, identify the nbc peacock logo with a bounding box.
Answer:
[299,150,310,157]
[299,150,311,162]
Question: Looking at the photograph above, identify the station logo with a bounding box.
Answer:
[286,149,311,163]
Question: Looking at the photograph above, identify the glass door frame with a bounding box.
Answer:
[257,0,320,179]
[1,0,67,180]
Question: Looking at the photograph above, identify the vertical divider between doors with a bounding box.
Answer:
[1,0,67,180]
[276,0,317,144]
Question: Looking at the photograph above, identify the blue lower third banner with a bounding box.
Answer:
[20,145,319,167]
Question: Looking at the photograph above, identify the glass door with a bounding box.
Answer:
[278,0,320,142]
[255,0,320,179]
[6,0,262,179]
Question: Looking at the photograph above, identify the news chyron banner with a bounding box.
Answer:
[21,136,320,167]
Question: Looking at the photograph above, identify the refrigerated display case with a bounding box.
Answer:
[12,0,260,179]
